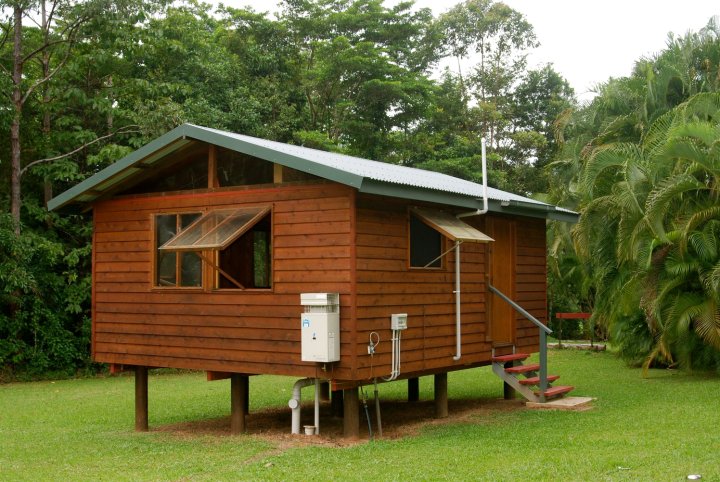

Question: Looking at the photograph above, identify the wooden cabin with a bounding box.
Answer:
[49,124,578,437]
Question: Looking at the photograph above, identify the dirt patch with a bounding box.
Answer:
[154,397,525,447]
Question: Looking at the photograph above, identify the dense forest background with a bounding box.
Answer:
[0,0,718,378]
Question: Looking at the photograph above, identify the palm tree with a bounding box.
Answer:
[573,93,720,370]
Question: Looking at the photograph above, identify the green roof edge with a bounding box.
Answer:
[47,124,191,211]
[184,125,365,189]
[47,123,580,224]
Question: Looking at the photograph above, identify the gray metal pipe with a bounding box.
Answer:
[288,378,315,434]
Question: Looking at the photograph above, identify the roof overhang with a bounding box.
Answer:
[48,124,580,224]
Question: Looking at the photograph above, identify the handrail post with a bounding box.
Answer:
[489,284,552,403]
[539,330,547,403]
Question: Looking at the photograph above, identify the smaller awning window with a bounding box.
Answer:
[159,206,270,252]
[411,207,493,243]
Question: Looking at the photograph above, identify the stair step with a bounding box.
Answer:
[535,385,574,399]
[492,353,530,363]
[519,375,560,386]
[504,363,540,374]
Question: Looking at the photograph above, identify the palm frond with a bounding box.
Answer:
[581,143,641,195]
[691,299,720,349]
[681,206,720,243]
[645,174,705,240]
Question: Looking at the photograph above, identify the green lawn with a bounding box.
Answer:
[1,350,718,481]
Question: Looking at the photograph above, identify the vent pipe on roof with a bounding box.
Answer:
[457,137,488,219]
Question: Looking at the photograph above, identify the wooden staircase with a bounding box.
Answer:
[491,352,574,403]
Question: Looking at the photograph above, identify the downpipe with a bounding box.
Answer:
[453,242,462,361]
[453,137,489,361]
[288,378,320,434]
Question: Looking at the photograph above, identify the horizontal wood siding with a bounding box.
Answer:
[513,217,547,353]
[354,195,490,379]
[92,183,354,378]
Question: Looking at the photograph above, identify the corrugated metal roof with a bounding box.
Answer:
[48,123,578,222]
[198,125,546,205]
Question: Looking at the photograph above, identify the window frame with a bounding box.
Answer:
[213,213,272,291]
[153,211,204,290]
[408,206,494,270]
[153,206,273,292]
[408,211,446,270]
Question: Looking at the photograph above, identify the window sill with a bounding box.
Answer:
[212,288,273,292]
[150,287,274,293]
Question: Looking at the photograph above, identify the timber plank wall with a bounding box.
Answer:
[513,216,546,352]
[92,182,547,382]
[93,182,355,379]
[354,194,491,380]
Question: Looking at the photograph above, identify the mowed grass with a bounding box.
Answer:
[1,349,718,481]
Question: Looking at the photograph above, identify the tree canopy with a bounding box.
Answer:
[1,0,571,376]
[549,18,720,371]
[4,0,718,377]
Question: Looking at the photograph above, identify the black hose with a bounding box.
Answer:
[374,378,382,438]
[360,386,373,440]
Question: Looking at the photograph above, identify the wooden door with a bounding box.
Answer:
[487,217,516,344]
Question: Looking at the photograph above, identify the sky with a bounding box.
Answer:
[211,0,719,101]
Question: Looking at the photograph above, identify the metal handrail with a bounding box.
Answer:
[488,284,552,402]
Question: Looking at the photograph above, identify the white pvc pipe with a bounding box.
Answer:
[457,137,489,218]
[453,242,462,360]
[314,378,320,435]
[288,378,314,434]
[454,138,487,359]
[383,329,402,381]
[397,331,402,376]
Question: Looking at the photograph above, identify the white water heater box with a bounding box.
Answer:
[300,293,340,362]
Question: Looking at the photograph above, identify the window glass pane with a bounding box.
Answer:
[410,215,442,268]
[156,214,178,286]
[127,155,208,194]
[180,252,202,287]
[253,231,270,288]
[156,213,202,287]
[156,214,178,246]
[157,252,177,286]
[217,149,273,187]
[218,214,271,289]
[180,212,201,229]
[161,207,269,251]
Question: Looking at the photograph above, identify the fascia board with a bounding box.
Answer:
[359,179,484,210]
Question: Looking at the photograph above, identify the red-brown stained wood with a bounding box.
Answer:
[91,178,550,384]
[353,195,490,379]
[92,183,356,377]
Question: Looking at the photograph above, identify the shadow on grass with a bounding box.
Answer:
[152,396,527,446]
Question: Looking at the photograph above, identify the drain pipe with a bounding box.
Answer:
[288,378,320,434]
[314,378,320,435]
[452,241,462,361]
[452,138,489,361]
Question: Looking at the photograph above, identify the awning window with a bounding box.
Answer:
[159,206,270,252]
[411,207,493,243]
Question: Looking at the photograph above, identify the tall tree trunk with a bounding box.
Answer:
[10,4,23,235]
[106,75,114,134]
[42,0,53,208]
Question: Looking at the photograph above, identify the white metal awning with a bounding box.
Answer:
[411,207,493,243]
[159,206,270,252]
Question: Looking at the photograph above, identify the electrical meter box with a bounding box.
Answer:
[391,313,408,330]
[300,293,340,362]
